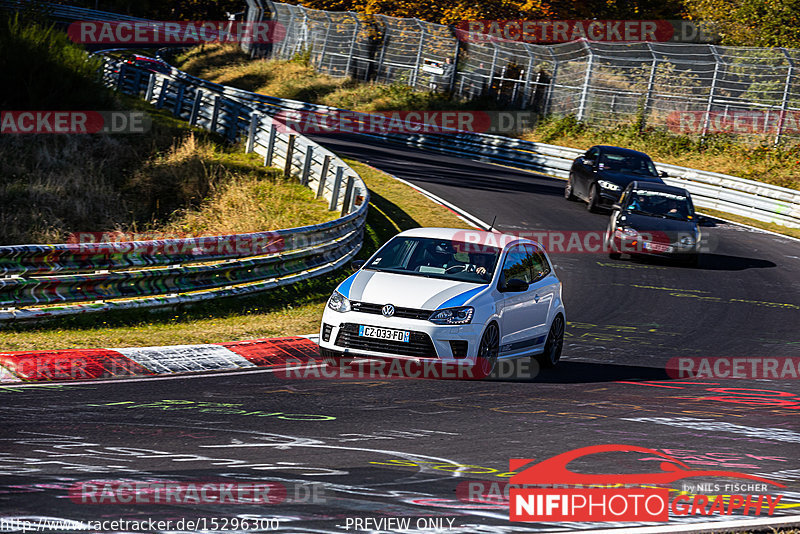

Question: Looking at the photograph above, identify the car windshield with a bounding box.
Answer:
[364,237,501,284]
[626,190,693,220]
[599,152,658,176]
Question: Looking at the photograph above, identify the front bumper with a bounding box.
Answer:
[319,308,484,363]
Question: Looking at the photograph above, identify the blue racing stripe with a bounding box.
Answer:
[337,272,358,298]
[437,286,485,309]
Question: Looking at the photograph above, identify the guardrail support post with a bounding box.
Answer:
[301,145,314,185]
[156,79,168,109]
[264,123,277,166]
[189,90,203,125]
[115,63,126,92]
[317,155,331,199]
[210,95,221,134]
[145,73,156,103]
[329,166,344,210]
[173,83,185,117]
[284,135,297,179]
[341,176,355,216]
[246,113,260,153]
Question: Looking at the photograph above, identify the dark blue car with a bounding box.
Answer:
[565,145,666,212]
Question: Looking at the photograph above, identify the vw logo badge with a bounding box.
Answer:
[382,304,395,317]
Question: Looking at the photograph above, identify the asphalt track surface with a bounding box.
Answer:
[2,135,800,533]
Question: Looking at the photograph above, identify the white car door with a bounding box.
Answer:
[523,244,555,340]
[497,245,535,349]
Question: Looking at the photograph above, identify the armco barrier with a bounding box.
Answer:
[0,55,369,322]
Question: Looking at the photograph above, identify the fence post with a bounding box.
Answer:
[701,45,722,138]
[317,155,331,198]
[279,8,295,58]
[544,47,558,115]
[521,47,535,108]
[340,176,355,216]
[284,134,296,179]
[775,49,795,146]
[210,94,221,133]
[329,166,344,210]
[264,123,277,166]
[640,44,658,132]
[577,43,594,122]
[345,12,360,76]
[488,44,498,95]
[375,15,389,82]
[410,19,426,88]
[301,145,314,185]
[145,73,156,102]
[317,12,333,71]
[189,89,203,126]
[246,113,260,153]
[449,38,460,93]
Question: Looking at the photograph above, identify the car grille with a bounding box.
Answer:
[334,323,438,358]
[350,301,431,321]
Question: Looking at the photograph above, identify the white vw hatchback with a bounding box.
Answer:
[318,228,566,376]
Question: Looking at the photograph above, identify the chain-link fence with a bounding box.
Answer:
[243,0,800,143]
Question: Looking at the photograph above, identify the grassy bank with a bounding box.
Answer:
[0,17,333,244]
[0,159,471,350]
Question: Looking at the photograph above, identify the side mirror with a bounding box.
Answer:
[612,203,622,211]
[351,259,366,272]
[502,278,529,293]
[659,170,669,178]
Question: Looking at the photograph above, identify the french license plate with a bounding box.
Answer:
[644,242,673,253]
[358,325,410,343]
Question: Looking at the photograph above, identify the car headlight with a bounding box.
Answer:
[327,290,351,313]
[680,235,697,247]
[615,227,639,237]
[428,306,474,325]
[597,180,621,191]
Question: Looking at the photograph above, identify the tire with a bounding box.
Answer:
[320,348,352,368]
[587,184,600,213]
[537,314,564,369]
[564,175,577,201]
[604,229,621,259]
[474,322,500,379]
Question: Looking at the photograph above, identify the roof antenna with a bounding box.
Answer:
[487,216,497,232]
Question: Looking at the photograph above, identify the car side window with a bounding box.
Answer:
[586,147,599,161]
[499,246,530,289]
[524,244,551,282]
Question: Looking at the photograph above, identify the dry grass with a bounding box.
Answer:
[0,101,332,244]
[0,158,470,350]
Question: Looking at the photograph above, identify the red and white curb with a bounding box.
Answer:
[0,336,320,383]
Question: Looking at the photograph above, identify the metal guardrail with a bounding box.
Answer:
[0,56,369,322]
